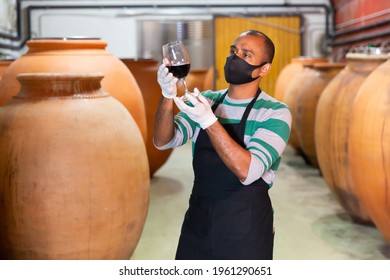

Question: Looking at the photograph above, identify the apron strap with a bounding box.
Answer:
[211,88,262,139]
[212,88,262,115]
[211,90,228,112]
[240,88,262,127]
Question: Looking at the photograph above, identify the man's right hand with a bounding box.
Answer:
[157,58,178,99]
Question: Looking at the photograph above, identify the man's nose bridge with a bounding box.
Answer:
[235,49,244,59]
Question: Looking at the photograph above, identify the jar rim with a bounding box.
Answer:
[30,36,101,41]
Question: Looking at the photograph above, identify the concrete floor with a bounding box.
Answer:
[131,142,390,260]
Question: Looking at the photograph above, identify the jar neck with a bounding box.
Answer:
[291,57,328,64]
[346,58,387,74]
[313,63,345,78]
[15,73,108,99]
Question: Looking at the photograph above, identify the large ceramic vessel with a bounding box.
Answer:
[275,57,328,101]
[0,73,150,259]
[315,52,387,223]
[0,60,13,80]
[281,57,328,154]
[0,38,147,141]
[294,62,344,167]
[121,58,174,177]
[349,57,390,242]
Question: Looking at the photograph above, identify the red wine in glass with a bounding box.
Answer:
[162,41,192,100]
[167,64,191,79]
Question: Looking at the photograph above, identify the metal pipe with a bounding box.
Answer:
[334,18,390,37]
[0,2,333,51]
[331,29,390,46]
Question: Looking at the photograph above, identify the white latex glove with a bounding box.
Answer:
[157,58,178,99]
[174,88,218,129]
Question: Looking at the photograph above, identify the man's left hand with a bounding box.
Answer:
[174,88,218,130]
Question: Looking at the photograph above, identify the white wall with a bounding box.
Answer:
[30,9,139,58]
[2,1,332,58]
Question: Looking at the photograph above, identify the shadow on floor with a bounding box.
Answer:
[150,176,184,196]
[312,213,390,260]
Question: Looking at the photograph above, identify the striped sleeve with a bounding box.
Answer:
[241,96,292,186]
[155,90,225,150]
[154,113,196,150]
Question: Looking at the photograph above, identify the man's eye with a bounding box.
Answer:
[230,49,236,55]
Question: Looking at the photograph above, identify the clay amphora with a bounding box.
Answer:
[121,58,174,177]
[349,57,390,241]
[0,60,13,80]
[0,38,147,141]
[282,57,328,156]
[294,62,344,167]
[275,57,328,101]
[315,52,387,223]
[0,72,150,259]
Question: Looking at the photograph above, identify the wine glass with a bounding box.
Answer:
[162,41,191,100]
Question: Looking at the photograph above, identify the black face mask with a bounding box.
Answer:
[224,55,267,85]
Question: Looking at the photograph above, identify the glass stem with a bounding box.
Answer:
[181,78,189,93]
[180,78,189,102]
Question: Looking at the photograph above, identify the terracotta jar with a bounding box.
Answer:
[282,57,328,156]
[121,58,174,177]
[0,60,13,80]
[0,38,147,142]
[294,62,344,167]
[0,73,150,259]
[275,57,328,101]
[349,57,390,242]
[315,52,387,224]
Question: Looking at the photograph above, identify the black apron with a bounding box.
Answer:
[175,89,274,260]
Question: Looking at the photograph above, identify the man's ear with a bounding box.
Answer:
[259,63,272,77]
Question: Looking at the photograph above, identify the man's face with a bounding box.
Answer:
[228,34,266,79]
[229,34,265,67]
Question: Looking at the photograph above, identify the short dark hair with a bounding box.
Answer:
[240,30,275,63]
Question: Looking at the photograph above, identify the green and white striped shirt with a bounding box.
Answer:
[157,89,292,187]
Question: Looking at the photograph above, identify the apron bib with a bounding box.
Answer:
[175,89,274,260]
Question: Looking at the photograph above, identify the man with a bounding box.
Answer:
[153,30,291,260]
